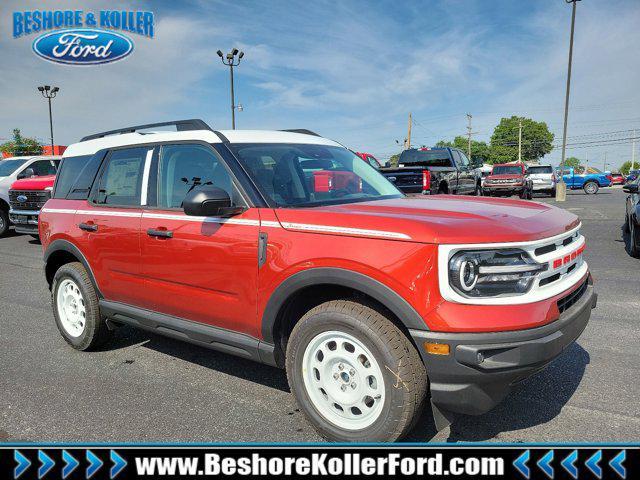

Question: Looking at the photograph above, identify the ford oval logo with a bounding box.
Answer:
[17,195,28,203]
[32,28,134,66]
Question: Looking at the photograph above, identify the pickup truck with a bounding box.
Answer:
[560,167,612,194]
[9,174,57,236]
[379,147,481,195]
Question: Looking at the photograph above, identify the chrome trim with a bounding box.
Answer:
[9,209,40,216]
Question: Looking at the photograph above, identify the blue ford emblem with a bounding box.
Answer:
[17,195,28,203]
[32,28,134,66]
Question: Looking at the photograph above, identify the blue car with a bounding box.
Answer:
[626,169,639,183]
[559,167,612,194]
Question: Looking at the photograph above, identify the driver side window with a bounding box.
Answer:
[156,144,243,209]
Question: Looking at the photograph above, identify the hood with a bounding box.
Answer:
[486,174,523,181]
[10,174,56,191]
[274,196,580,244]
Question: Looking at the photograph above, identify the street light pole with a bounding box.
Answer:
[37,85,59,154]
[217,48,244,129]
[556,0,580,202]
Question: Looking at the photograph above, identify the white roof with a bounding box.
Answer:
[63,129,340,158]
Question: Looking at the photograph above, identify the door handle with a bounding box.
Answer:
[147,228,173,239]
[78,222,98,232]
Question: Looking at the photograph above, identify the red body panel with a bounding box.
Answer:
[10,174,56,191]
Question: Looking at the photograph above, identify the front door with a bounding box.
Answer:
[139,143,260,335]
[75,146,152,306]
[453,150,475,194]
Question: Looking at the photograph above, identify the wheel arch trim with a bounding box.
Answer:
[261,267,428,343]
[44,239,102,297]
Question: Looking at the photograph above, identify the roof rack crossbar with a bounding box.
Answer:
[80,119,213,142]
[279,129,320,137]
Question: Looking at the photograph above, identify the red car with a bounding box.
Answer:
[483,163,533,199]
[9,174,57,236]
[40,120,596,442]
[610,173,625,185]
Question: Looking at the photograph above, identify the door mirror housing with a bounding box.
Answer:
[18,167,35,179]
[470,158,483,169]
[623,183,639,193]
[183,186,244,217]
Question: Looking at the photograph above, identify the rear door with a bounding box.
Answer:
[139,142,260,335]
[455,150,476,194]
[75,146,151,306]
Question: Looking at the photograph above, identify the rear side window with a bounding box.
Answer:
[527,166,553,174]
[53,155,96,199]
[94,147,149,206]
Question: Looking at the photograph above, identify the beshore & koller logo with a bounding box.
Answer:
[12,9,154,66]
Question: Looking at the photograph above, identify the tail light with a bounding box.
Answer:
[422,170,431,191]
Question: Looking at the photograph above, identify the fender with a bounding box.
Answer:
[44,239,102,297]
[261,267,429,344]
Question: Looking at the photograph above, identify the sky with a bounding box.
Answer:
[1,0,639,170]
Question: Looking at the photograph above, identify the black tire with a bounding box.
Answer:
[583,181,599,195]
[30,234,40,240]
[0,209,8,237]
[286,300,427,442]
[550,188,556,198]
[51,262,111,350]
[474,182,483,196]
[623,213,630,233]
[630,220,640,258]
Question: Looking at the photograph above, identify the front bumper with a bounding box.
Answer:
[532,182,555,191]
[483,184,525,194]
[410,278,596,418]
[9,209,40,234]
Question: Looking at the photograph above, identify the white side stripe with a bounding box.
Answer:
[277,221,411,240]
[41,207,77,214]
[142,212,259,226]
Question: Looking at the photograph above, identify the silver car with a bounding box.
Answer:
[527,164,557,197]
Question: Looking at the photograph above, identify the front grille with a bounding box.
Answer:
[557,278,589,314]
[534,230,579,257]
[9,190,50,211]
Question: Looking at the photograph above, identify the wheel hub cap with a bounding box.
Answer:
[56,279,86,338]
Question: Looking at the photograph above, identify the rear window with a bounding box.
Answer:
[492,165,523,175]
[398,149,452,167]
[53,155,100,199]
[527,166,553,174]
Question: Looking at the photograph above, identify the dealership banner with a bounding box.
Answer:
[0,445,635,479]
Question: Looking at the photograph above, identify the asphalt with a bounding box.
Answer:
[0,186,638,443]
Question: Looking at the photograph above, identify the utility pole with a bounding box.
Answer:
[37,85,59,154]
[518,118,523,163]
[556,0,581,201]
[603,151,608,172]
[632,129,636,171]
[407,113,412,150]
[466,113,473,159]
[217,48,244,129]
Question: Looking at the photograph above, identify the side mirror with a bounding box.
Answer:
[183,186,244,217]
[470,159,483,169]
[18,167,35,179]
[623,183,638,193]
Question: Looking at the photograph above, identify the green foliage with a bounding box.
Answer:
[435,136,491,163]
[0,129,43,156]
[619,161,633,175]
[489,116,554,164]
[388,153,400,167]
[563,156,582,169]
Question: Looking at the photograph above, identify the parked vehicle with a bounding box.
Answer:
[526,164,557,197]
[483,163,533,199]
[9,174,56,236]
[626,169,639,183]
[379,147,481,195]
[560,167,612,194]
[0,155,61,236]
[476,163,492,190]
[41,119,596,442]
[610,173,625,185]
[624,178,640,257]
[355,152,383,169]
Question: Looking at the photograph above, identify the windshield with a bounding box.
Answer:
[230,143,403,207]
[492,165,523,175]
[0,159,28,176]
[399,149,452,166]
[527,166,553,174]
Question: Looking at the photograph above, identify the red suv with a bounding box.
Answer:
[483,163,533,199]
[40,120,596,442]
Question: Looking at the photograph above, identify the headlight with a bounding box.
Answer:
[448,249,546,298]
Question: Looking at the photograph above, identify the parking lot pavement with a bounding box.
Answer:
[1,187,639,443]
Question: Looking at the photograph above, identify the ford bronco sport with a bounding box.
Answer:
[40,119,596,442]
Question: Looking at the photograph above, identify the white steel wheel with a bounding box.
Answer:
[302,330,385,430]
[56,278,87,338]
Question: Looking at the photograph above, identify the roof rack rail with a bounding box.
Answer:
[80,119,212,142]
[280,129,320,137]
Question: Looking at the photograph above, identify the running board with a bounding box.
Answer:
[99,300,279,367]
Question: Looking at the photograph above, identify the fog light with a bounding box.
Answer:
[425,343,450,355]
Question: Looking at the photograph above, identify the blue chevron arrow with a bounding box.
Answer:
[62,450,79,479]
[561,450,578,479]
[609,450,626,479]
[586,450,602,479]
[110,450,127,479]
[513,450,530,479]
[38,450,55,479]
[14,450,31,479]
[86,450,103,479]
[537,450,554,479]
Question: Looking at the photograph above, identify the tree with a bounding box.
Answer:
[435,136,491,163]
[619,161,634,175]
[0,129,43,156]
[489,116,554,164]
[388,153,400,167]
[564,156,582,169]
